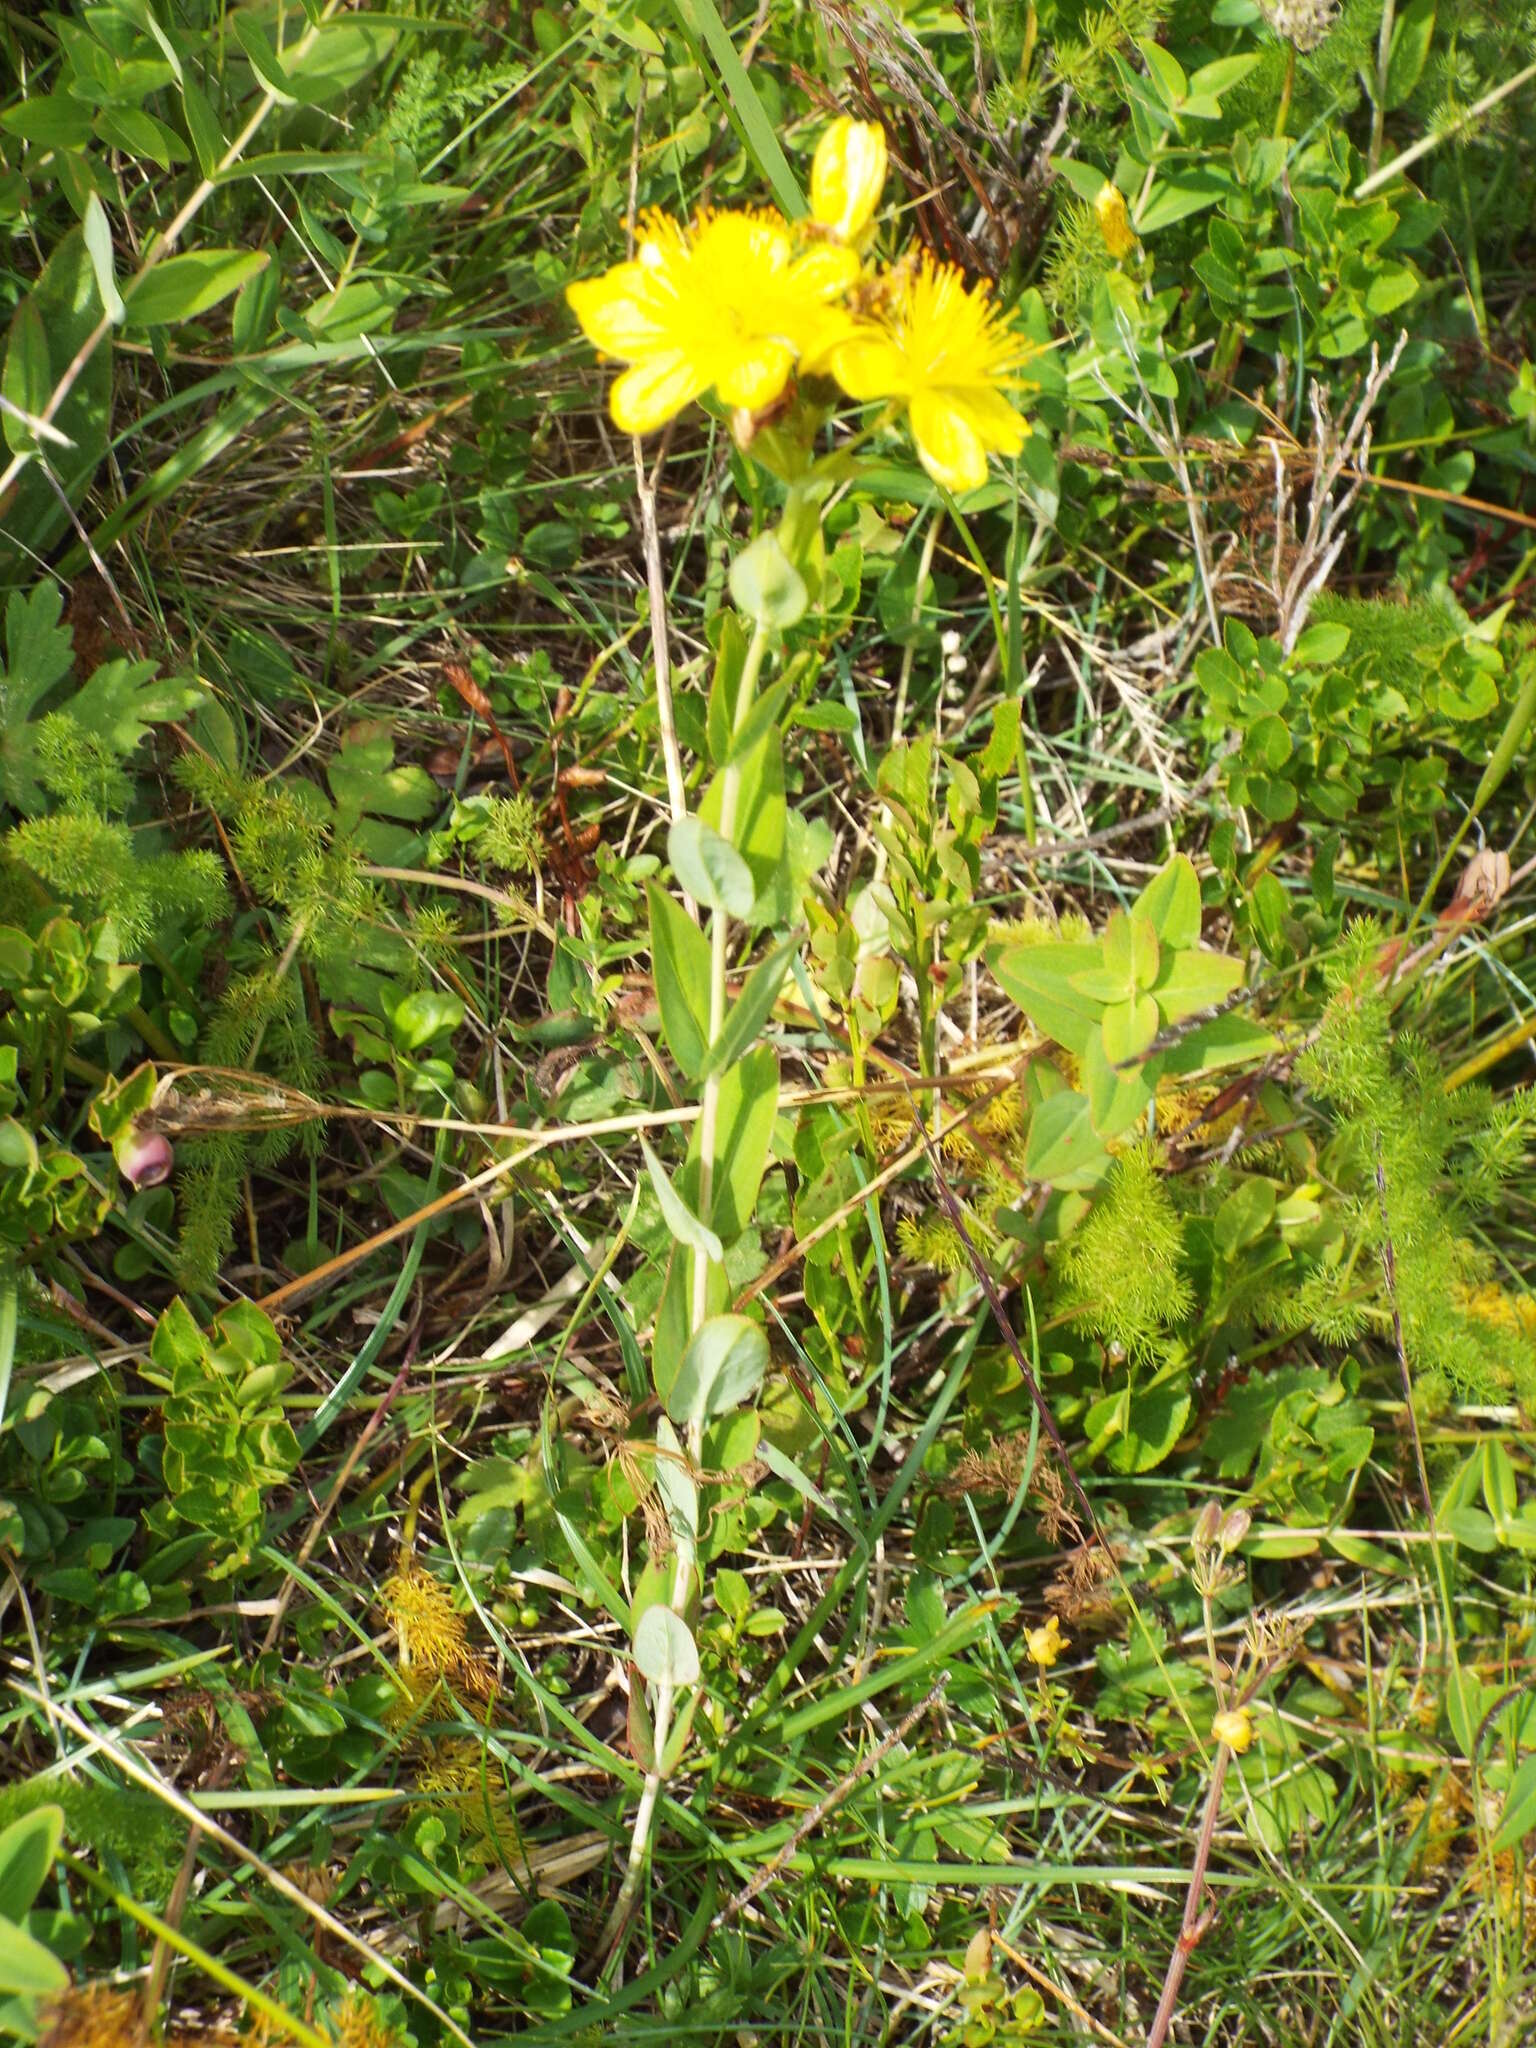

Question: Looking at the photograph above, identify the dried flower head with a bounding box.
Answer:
[942,1436,1035,1499]
[1030,1458,1083,1548]
[1262,0,1339,52]
[38,1986,143,2048]
[1046,1535,1115,1622]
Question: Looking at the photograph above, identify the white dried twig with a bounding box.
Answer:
[1270,331,1407,652]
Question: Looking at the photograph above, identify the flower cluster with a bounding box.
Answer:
[566,118,1036,495]
[1261,0,1339,52]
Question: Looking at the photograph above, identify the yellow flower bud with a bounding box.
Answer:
[811,117,888,244]
[1094,181,1135,260]
[1212,1707,1254,1754]
[1025,1614,1070,1670]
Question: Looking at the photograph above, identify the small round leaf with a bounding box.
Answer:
[632,1603,700,1690]
[668,814,755,919]
[667,1313,769,1429]
[729,531,808,629]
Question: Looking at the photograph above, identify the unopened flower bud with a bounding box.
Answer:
[1094,181,1135,260]
[1194,1500,1223,1549]
[1219,1507,1251,1555]
[117,1127,173,1189]
[811,118,888,244]
[1212,1707,1254,1753]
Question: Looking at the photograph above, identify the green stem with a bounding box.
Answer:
[691,616,770,1334]
[872,509,943,892]
[942,493,1037,843]
[126,1002,180,1063]
[1356,53,1536,200]
[1274,42,1296,141]
[602,613,772,1972]
[1369,0,1396,173]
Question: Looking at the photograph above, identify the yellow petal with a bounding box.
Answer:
[693,206,793,279]
[566,266,666,358]
[811,117,888,242]
[1094,180,1136,260]
[797,305,862,378]
[908,389,990,492]
[951,382,1031,458]
[714,340,795,412]
[827,329,911,401]
[785,241,863,301]
[610,353,707,434]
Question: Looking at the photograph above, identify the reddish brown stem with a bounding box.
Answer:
[1145,1741,1232,2048]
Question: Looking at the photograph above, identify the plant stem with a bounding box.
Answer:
[1274,42,1296,141]
[1370,0,1396,173]
[1356,54,1536,200]
[1145,1741,1232,2048]
[691,617,770,1332]
[603,614,771,1971]
[872,508,943,889]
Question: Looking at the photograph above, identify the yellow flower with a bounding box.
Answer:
[1212,1707,1254,1753]
[566,208,861,435]
[827,258,1032,492]
[811,117,888,244]
[1094,181,1135,260]
[1025,1613,1070,1669]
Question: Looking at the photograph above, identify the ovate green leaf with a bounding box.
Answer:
[1152,947,1246,1023]
[124,249,271,328]
[669,813,754,918]
[668,1313,768,1429]
[1385,0,1436,108]
[647,883,712,1081]
[641,1135,724,1265]
[1135,854,1203,948]
[701,936,795,1077]
[0,1916,69,1998]
[688,1043,778,1241]
[990,940,1104,1053]
[0,1806,62,1921]
[631,1603,699,1689]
